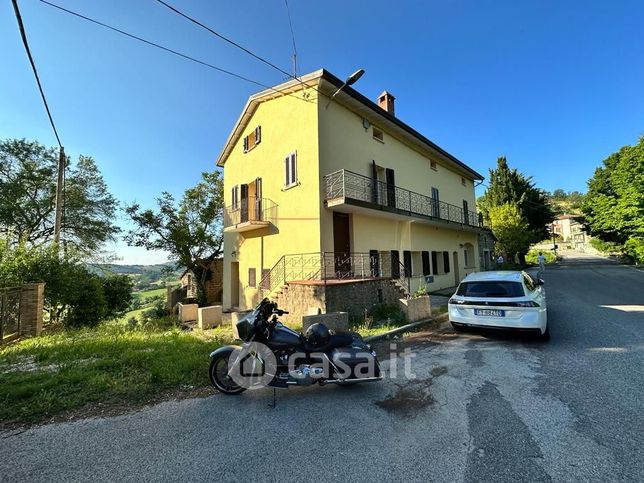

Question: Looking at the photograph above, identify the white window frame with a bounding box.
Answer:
[284,151,298,188]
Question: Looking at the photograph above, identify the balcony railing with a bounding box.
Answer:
[324,169,483,228]
[224,196,277,230]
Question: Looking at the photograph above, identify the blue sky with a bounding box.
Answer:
[2,0,643,264]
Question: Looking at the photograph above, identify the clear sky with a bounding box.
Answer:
[2,0,643,264]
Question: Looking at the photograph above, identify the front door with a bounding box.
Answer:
[333,212,351,277]
[386,168,396,208]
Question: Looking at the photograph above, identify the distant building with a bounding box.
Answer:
[552,214,587,249]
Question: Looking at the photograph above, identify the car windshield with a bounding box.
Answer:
[456,281,525,298]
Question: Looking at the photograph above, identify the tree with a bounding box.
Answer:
[0,139,120,256]
[102,275,134,319]
[479,156,555,252]
[488,203,532,262]
[124,171,224,304]
[0,237,115,327]
[582,136,644,262]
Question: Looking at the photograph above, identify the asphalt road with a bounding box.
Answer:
[1,252,643,482]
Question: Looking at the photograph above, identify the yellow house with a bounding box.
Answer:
[217,69,484,312]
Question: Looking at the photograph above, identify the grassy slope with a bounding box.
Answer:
[0,325,231,426]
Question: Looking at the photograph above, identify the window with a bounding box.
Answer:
[431,251,450,275]
[231,185,239,209]
[430,160,437,171]
[391,250,400,278]
[464,243,475,268]
[456,282,525,298]
[284,152,297,187]
[243,126,261,153]
[422,251,431,276]
[372,127,384,142]
[248,268,256,288]
[403,250,412,277]
[461,177,466,186]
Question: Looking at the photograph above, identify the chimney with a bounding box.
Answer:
[377,91,395,116]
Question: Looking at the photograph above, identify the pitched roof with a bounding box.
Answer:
[216,69,484,180]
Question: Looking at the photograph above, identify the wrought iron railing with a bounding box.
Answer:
[224,197,277,228]
[324,169,482,228]
[254,251,412,304]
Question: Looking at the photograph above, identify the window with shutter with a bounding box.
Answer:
[431,251,438,275]
[231,185,238,209]
[284,152,297,187]
[443,252,450,273]
[243,125,261,153]
[403,251,412,277]
[422,251,430,276]
[248,268,256,288]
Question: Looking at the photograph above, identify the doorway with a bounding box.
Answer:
[333,212,351,277]
[230,262,240,308]
[453,251,460,286]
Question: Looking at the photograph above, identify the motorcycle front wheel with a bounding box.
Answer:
[209,355,246,395]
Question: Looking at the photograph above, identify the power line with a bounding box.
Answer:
[39,0,313,103]
[12,0,62,148]
[153,0,296,81]
[152,0,325,98]
[284,0,298,77]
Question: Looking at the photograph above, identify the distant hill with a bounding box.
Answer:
[88,262,182,291]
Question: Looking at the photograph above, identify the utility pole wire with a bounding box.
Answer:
[11,0,62,148]
[284,0,298,78]
[154,0,296,80]
[12,0,66,244]
[39,0,314,103]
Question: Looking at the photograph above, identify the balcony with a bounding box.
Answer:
[324,169,483,229]
[224,197,277,233]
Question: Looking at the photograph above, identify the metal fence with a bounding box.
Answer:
[324,169,482,228]
[223,197,277,228]
[1,286,21,342]
[255,251,412,304]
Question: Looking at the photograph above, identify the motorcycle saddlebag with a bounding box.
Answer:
[329,347,380,380]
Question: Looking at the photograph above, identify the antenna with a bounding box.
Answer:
[284,0,298,78]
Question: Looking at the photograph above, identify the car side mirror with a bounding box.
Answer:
[537,279,545,286]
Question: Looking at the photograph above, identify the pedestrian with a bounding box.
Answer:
[496,254,504,268]
[537,251,546,278]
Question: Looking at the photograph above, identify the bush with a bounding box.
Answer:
[102,275,133,319]
[525,250,556,265]
[589,238,622,254]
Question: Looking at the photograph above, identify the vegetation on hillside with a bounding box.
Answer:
[478,157,555,263]
[582,136,644,263]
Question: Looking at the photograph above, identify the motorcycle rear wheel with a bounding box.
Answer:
[209,355,246,395]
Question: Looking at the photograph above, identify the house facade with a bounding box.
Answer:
[217,69,484,312]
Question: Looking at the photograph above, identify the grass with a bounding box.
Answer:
[0,323,233,427]
[133,287,167,302]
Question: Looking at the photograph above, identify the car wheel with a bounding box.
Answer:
[537,325,550,342]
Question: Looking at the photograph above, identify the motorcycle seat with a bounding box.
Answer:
[299,331,360,353]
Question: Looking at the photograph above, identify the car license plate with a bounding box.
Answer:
[474,309,505,317]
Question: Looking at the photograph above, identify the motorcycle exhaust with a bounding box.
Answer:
[320,376,383,385]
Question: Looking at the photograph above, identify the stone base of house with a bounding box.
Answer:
[272,278,404,327]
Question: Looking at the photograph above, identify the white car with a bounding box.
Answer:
[448,271,549,340]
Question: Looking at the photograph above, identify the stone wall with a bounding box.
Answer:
[273,279,404,327]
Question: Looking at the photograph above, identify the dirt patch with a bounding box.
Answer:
[431,365,448,377]
[375,379,434,417]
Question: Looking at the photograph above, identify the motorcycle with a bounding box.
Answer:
[209,299,382,394]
